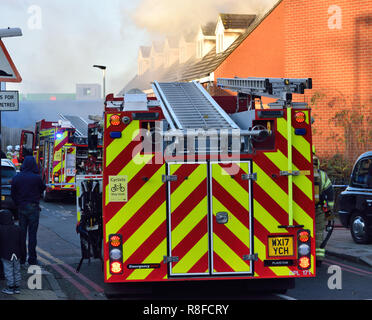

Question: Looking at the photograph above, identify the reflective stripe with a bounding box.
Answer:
[105,121,138,167]
[316,248,325,257]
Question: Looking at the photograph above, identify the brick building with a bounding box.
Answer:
[123,0,372,161]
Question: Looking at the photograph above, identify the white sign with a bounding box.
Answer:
[0,90,19,111]
[0,40,22,82]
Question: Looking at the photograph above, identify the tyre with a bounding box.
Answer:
[12,209,19,221]
[43,189,52,202]
[350,212,372,244]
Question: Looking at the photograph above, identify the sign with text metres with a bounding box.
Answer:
[0,91,19,111]
[0,40,22,82]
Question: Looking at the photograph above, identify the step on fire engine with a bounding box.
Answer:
[19,114,103,201]
[103,77,315,294]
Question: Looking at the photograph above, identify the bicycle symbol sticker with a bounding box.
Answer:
[109,175,128,202]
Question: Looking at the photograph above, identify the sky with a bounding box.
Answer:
[1,0,277,96]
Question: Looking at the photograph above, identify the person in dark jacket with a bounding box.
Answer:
[11,156,46,266]
[0,209,22,294]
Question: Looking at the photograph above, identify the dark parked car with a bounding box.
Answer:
[1,159,17,219]
[337,151,372,244]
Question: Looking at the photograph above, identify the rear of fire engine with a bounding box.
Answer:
[102,78,315,295]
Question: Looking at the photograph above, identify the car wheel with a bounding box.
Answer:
[12,209,18,221]
[350,212,372,244]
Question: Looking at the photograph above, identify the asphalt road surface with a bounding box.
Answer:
[32,198,372,302]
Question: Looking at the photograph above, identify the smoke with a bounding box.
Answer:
[2,0,279,96]
[130,0,279,38]
[3,0,142,95]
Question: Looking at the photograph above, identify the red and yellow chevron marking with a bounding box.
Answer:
[169,163,209,275]
[211,162,251,274]
[252,109,315,277]
[103,116,167,282]
[103,108,315,282]
[61,146,76,189]
[51,130,69,186]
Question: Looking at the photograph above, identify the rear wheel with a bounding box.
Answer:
[43,189,53,202]
[350,212,372,244]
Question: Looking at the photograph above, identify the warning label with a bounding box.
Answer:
[109,176,128,202]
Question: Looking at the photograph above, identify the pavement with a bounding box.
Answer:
[326,218,372,268]
[0,263,67,300]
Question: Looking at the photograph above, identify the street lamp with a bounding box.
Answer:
[93,64,106,99]
[0,28,22,39]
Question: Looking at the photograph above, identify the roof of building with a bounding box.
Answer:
[219,13,257,30]
[139,46,151,58]
[201,22,217,36]
[165,36,179,49]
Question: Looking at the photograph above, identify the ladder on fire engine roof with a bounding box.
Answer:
[217,77,312,106]
[152,81,239,131]
[59,114,88,137]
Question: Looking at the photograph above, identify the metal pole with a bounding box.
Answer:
[103,69,106,99]
[0,81,3,210]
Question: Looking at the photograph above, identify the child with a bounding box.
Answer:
[0,210,22,294]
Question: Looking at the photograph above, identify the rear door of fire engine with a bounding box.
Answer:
[166,161,253,277]
[44,139,54,184]
[210,161,252,275]
[61,146,76,187]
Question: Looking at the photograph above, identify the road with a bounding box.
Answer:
[18,198,372,301]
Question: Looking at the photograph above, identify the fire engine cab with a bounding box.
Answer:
[102,77,315,295]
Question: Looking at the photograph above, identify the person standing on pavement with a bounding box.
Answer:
[11,156,46,266]
[0,209,23,295]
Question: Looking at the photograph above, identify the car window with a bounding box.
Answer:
[1,166,16,179]
[351,157,372,188]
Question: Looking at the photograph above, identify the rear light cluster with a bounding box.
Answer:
[109,234,123,274]
[297,230,311,270]
[110,115,121,126]
[294,111,306,123]
[53,172,60,183]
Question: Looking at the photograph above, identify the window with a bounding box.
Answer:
[1,166,16,184]
[83,88,91,96]
[351,157,372,188]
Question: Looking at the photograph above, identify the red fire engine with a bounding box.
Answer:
[101,77,315,295]
[19,115,102,201]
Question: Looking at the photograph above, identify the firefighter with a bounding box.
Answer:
[12,146,20,169]
[313,151,335,266]
[6,146,13,160]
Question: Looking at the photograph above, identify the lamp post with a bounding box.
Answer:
[93,65,106,99]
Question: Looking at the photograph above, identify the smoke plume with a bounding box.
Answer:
[130,0,279,37]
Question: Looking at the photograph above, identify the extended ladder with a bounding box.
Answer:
[217,77,312,104]
[152,81,239,130]
[59,114,88,137]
